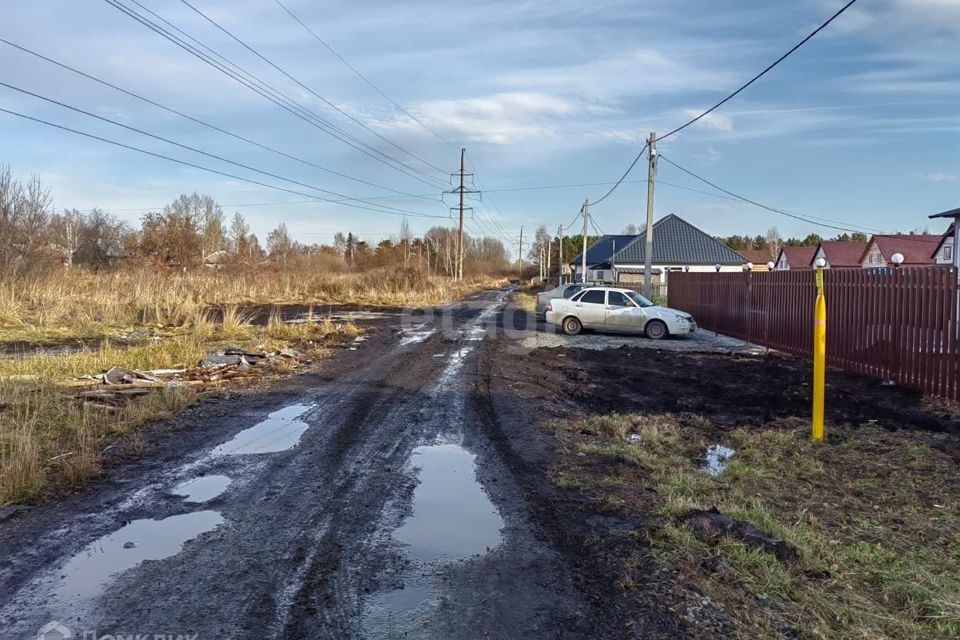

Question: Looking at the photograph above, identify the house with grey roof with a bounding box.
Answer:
[569,214,748,289]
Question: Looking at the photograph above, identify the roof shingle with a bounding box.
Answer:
[604,214,746,266]
[569,235,636,267]
[817,241,868,268]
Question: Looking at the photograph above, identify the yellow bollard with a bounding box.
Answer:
[812,265,826,441]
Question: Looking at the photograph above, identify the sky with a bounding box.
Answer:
[1,0,959,256]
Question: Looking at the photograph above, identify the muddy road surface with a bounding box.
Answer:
[0,289,669,639]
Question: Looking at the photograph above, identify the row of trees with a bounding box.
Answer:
[0,166,511,276]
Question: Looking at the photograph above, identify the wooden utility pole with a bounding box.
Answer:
[643,132,657,298]
[546,237,551,284]
[457,147,466,280]
[581,199,589,284]
[557,225,564,285]
[517,226,524,282]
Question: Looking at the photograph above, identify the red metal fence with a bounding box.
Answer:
[668,267,960,401]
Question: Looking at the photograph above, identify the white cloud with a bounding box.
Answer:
[502,48,736,101]
[916,172,960,183]
[384,92,583,145]
[682,110,733,132]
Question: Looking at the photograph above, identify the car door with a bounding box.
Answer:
[573,289,607,328]
[604,291,645,333]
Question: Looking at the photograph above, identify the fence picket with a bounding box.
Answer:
[668,268,959,401]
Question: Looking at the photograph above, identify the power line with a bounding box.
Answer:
[177,0,448,177]
[658,154,876,234]
[0,107,448,218]
[592,0,860,204]
[272,0,453,148]
[124,0,447,188]
[0,81,437,218]
[105,0,447,191]
[591,142,649,205]
[658,0,860,143]
[0,38,440,203]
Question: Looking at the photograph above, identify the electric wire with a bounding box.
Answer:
[105,0,447,191]
[0,38,440,203]
[592,0,860,205]
[123,0,447,189]
[272,0,453,148]
[0,81,437,217]
[122,0,444,188]
[0,107,448,218]
[658,0,860,142]
[178,0,448,176]
[658,154,877,234]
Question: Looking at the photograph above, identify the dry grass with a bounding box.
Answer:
[0,267,501,504]
[0,267,504,345]
[0,380,198,504]
[0,307,360,505]
[556,413,960,639]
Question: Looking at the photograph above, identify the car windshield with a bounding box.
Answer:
[625,291,654,308]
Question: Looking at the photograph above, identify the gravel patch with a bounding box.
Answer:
[519,326,764,353]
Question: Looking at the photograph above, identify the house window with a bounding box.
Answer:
[945,245,953,262]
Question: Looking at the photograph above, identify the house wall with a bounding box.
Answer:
[861,243,886,268]
[813,246,829,269]
[935,237,954,265]
[775,253,791,270]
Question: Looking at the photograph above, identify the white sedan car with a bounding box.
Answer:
[545,286,697,339]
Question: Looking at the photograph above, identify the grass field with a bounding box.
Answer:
[0,267,503,505]
[553,413,960,639]
[0,267,503,345]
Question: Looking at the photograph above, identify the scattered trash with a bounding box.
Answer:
[627,433,642,444]
[703,444,735,476]
[48,346,319,410]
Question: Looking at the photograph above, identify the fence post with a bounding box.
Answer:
[813,261,827,441]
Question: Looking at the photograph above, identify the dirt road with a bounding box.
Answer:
[0,289,674,639]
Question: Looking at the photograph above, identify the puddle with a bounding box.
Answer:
[363,581,436,632]
[172,475,231,502]
[55,510,224,601]
[394,444,503,562]
[703,444,736,476]
[211,404,312,456]
[399,325,435,346]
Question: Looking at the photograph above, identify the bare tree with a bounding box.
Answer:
[267,222,293,265]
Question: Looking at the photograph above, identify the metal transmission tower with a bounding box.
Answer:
[444,148,479,280]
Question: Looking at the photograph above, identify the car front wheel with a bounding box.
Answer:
[562,316,582,335]
[645,319,668,340]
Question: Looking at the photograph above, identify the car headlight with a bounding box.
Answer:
[673,314,689,322]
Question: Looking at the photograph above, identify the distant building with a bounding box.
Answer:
[203,250,230,269]
[811,241,868,269]
[774,246,817,270]
[569,214,747,288]
[738,248,776,270]
[858,235,941,268]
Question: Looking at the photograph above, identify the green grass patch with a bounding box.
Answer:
[552,411,960,639]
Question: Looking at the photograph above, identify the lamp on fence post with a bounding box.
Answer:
[766,261,775,271]
[891,253,904,270]
[714,263,721,337]
[813,256,827,441]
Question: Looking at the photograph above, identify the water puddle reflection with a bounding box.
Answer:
[396,444,503,562]
[172,475,231,502]
[703,444,736,476]
[211,404,312,456]
[399,325,435,346]
[55,510,224,601]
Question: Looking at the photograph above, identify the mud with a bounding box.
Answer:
[1,289,666,639]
